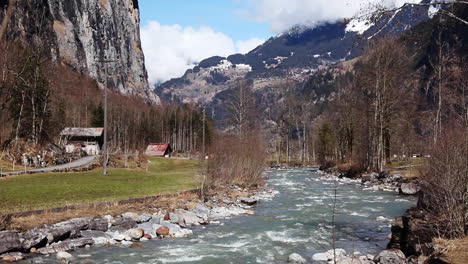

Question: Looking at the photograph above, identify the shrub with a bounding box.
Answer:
[419,128,468,238]
[207,132,267,188]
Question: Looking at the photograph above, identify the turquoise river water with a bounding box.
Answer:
[36,168,416,264]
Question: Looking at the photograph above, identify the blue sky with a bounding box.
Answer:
[139,0,272,43]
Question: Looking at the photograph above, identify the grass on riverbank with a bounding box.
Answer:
[0,158,201,214]
[387,158,425,179]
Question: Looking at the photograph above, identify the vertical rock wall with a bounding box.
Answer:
[1,0,159,103]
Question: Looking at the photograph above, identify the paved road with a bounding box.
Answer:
[1,156,96,176]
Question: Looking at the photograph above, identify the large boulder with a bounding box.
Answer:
[312,249,347,262]
[110,217,137,229]
[288,253,307,263]
[374,249,406,264]
[36,237,94,254]
[124,228,145,240]
[80,230,112,245]
[239,197,257,206]
[156,226,170,236]
[174,209,205,226]
[21,229,48,251]
[361,173,378,183]
[0,231,22,255]
[56,251,74,263]
[88,218,109,232]
[399,183,420,195]
[121,212,146,223]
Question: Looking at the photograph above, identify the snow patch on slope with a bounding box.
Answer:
[428,4,440,18]
[346,17,374,35]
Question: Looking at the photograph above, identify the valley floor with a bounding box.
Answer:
[0,158,202,215]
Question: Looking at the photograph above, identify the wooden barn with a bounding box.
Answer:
[60,127,104,155]
[145,143,173,157]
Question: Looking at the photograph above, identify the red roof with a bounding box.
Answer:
[145,143,171,156]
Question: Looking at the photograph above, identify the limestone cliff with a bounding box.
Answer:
[0,0,159,103]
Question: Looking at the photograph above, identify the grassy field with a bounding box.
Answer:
[0,158,201,214]
[387,158,426,179]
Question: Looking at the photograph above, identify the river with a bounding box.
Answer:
[37,168,416,264]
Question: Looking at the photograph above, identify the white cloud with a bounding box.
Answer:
[236,37,265,54]
[141,21,265,85]
[245,0,424,33]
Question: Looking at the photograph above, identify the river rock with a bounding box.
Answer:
[37,238,94,255]
[399,183,420,195]
[312,249,347,262]
[0,231,22,255]
[188,203,211,221]
[88,218,109,232]
[139,213,152,223]
[57,251,73,263]
[21,228,48,251]
[44,217,97,243]
[288,253,307,263]
[124,228,144,240]
[111,217,137,229]
[239,197,257,206]
[361,173,378,183]
[374,249,406,264]
[0,252,24,262]
[81,230,112,245]
[122,212,140,222]
[156,226,170,236]
[337,257,362,264]
[174,209,205,226]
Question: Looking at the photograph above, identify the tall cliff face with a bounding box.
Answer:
[1,0,159,103]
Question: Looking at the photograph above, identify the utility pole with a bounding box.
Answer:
[97,56,119,175]
[202,106,206,158]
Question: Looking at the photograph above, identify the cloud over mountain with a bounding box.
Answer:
[141,21,264,85]
[245,0,423,33]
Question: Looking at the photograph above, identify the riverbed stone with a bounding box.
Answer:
[239,197,257,206]
[57,251,73,263]
[288,253,307,263]
[124,228,145,240]
[399,183,420,195]
[122,212,140,222]
[0,231,22,255]
[174,209,204,226]
[0,252,24,262]
[156,226,170,236]
[139,213,152,223]
[21,228,48,251]
[312,249,347,262]
[111,217,137,229]
[337,257,362,264]
[374,249,406,264]
[37,238,94,254]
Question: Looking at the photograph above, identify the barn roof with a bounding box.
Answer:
[60,127,104,137]
[145,143,171,156]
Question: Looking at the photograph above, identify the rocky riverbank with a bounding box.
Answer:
[316,169,421,196]
[303,169,423,264]
[0,187,278,262]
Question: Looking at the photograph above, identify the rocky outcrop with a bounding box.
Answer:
[389,208,438,257]
[0,0,159,103]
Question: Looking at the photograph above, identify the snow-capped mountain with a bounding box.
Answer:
[155,1,436,122]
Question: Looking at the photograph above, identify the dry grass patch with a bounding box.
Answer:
[432,237,468,264]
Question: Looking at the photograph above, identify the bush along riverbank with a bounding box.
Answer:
[0,187,278,262]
